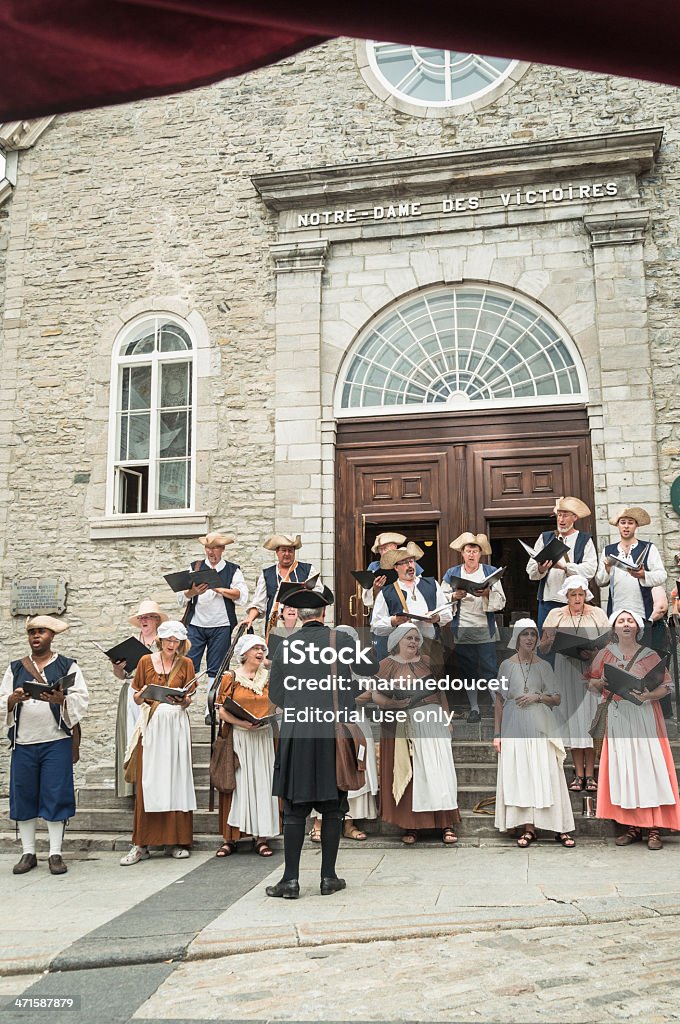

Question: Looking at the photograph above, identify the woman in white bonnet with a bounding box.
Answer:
[215,633,280,858]
[539,575,610,794]
[120,620,197,865]
[494,619,575,847]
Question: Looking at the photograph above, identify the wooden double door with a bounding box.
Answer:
[335,405,595,626]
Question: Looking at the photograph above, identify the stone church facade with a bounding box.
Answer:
[0,39,679,785]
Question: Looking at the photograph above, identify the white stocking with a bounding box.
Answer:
[18,818,37,855]
[47,819,64,856]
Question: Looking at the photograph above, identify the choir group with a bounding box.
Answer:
[2,495,679,882]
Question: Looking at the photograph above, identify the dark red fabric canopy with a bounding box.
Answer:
[1,0,679,122]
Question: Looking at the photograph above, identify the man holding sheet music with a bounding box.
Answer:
[442,532,506,724]
[0,616,88,877]
[596,506,667,620]
[526,496,597,630]
[370,547,452,660]
[243,533,321,637]
[176,532,248,694]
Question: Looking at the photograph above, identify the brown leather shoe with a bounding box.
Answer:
[12,853,37,875]
[48,854,67,875]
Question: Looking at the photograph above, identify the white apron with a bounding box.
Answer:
[408,708,458,813]
[228,724,280,837]
[607,699,675,808]
[141,704,197,813]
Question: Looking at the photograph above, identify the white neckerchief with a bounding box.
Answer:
[234,662,268,695]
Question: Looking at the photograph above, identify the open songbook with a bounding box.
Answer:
[603,660,667,705]
[551,630,611,659]
[449,567,505,595]
[604,544,650,574]
[519,537,570,565]
[222,694,281,727]
[398,604,452,624]
[163,567,223,592]
[141,683,196,704]
[351,568,398,589]
[91,636,150,673]
[21,673,77,701]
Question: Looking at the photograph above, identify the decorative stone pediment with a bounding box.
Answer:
[0,116,55,205]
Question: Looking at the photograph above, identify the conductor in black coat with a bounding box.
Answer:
[266,582,378,899]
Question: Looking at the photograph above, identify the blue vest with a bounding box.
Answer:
[443,563,498,639]
[263,561,312,624]
[604,539,654,619]
[367,559,423,577]
[9,654,75,745]
[536,531,591,603]
[382,577,440,638]
[185,559,239,627]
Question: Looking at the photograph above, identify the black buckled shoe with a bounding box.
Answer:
[48,854,67,875]
[265,879,299,899]
[320,876,346,896]
[12,853,37,875]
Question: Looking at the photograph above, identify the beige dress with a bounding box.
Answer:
[543,605,610,749]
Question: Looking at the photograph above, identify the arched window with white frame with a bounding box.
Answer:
[336,284,588,416]
[108,314,196,514]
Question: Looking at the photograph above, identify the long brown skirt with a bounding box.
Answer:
[379,735,461,831]
[132,740,193,847]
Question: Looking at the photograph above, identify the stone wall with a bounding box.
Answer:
[1,40,680,794]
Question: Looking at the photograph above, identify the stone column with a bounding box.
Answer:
[584,210,664,549]
[271,239,330,575]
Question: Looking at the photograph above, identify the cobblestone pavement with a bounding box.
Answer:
[134,917,680,1022]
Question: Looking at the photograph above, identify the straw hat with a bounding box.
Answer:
[450,532,492,556]
[128,600,169,628]
[26,615,68,634]
[371,532,407,553]
[263,533,302,551]
[198,532,234,547]
[608,506,651,527]
[553,496,591,518]
[380,544,424,571]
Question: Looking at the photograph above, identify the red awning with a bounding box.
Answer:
[1,0,679,122]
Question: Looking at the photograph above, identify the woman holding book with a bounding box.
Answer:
[113,600,168,799]
[494,619,575,847]
[215,634,280,858]
[588,608,680,849]
[538,576,610,794]
[374,625,459,846]
[120,620,197,865]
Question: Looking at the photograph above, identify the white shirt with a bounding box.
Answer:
[177,559,248,628]
[0,652,88,745]
[441,566,506,644]
[526,531,598,605]
[248,563,321,617]
[596,541,667,619]
[371,578,452,640]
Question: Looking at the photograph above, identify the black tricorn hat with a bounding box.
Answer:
[278,581,334,609]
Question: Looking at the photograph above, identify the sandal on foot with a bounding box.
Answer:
[402,830,418,845]
[308,825,321,844]
[343,823,367,841]
[442,828,458,845]
[516,831,537,848]
[569,775,585,792]
[555,832,576,848]
[615,826,641,846]
[647,828,663,851]
[253,839,273,857]
[584,776,598,792]
[216,841,237,857]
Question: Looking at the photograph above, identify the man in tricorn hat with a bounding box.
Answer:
[0,616,88,876]
[266,582,379,899]
[371,545,451,660]
[177,531,248,691]
[442,532,506,724]
[243,533,321,638]
[526,497,597,630]
[360,532,423,610]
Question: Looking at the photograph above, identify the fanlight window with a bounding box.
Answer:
[368,43,518,107]
[110,316,195,514]
[339,287,585,413]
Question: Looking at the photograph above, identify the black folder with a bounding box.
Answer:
[519,537,570,564]
[104,636,150,672]
[449,567,505,595]
[21,673,77,701]
[351,568,398,589]
[163,567,222,592]
[222,695,281,727]
[142,683,194,704]
[551,629,611,659]
[603,662,666,704]
[605,544,650,574]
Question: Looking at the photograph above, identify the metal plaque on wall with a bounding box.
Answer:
[10,577,68,616]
